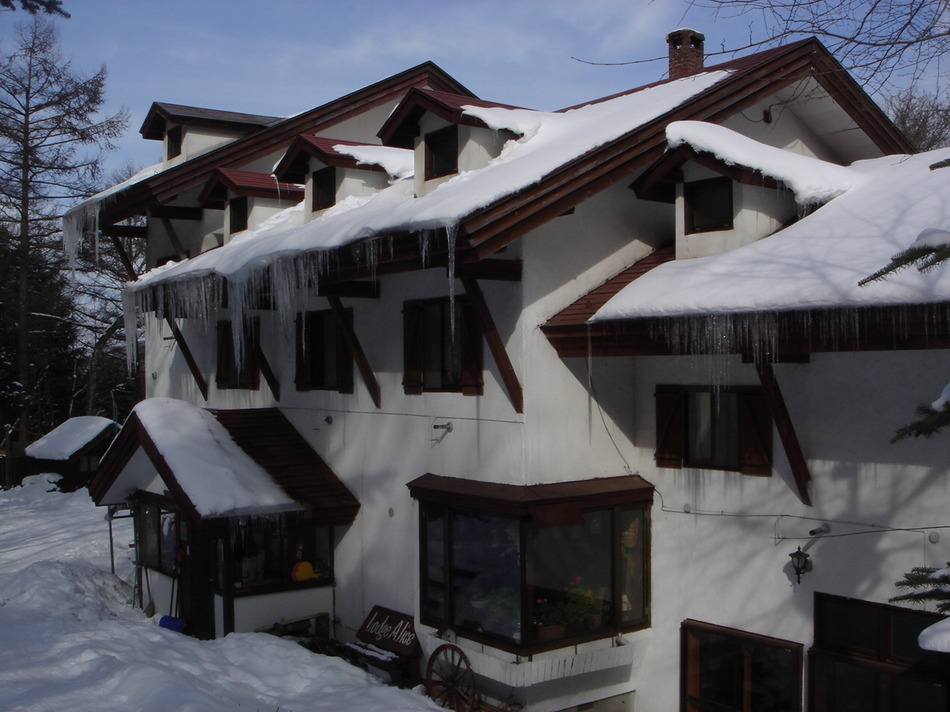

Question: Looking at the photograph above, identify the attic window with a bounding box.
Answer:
[312,167,336,211]
[685,177,733,233]
[166,125,182,160]
[229,196,248,234]
[425,125,458,180]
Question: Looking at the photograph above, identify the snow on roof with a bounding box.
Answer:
[25,416,115,461]
[593,142,950,322]
[61,161,166,264]
[130,70,731,292]
[133,398,300,518]
[666,121,858,204]
[332,143,413,180]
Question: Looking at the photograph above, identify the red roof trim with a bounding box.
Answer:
[198,167,304,206]
[273,135,387,182]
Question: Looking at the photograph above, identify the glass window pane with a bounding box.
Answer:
[424,506,448,624]
[620,507,646,626]
[527,510,612,644]
[713,391,739,469]
[159,511,177,573]
[891,675,947,712]
[688,391,713,464]
[817,597,879,654]
[139,504,159,569]
[451,511,521,643]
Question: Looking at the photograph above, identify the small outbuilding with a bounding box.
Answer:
[24,416,118,491]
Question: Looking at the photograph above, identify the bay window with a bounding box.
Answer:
[409,474,652,651]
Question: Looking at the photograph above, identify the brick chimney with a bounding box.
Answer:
[667,28,705,79]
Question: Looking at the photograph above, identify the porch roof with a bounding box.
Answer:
[90,399,359,526]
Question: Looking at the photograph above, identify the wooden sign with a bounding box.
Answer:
[356,605,419,657]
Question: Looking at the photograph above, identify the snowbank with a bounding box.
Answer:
[0,474,439,712]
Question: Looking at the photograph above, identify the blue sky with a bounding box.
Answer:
[1,0,770,177]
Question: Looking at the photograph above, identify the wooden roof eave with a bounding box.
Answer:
[377,87,494,147]
[543,303,950,360]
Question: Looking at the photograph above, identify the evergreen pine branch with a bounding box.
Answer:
[892,403,950,442]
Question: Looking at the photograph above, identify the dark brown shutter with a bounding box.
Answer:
[738,389,772,476]
[403,301,424,394]
[655,385,686,468]
[242,317,261,390]
[294,313,311,391]
[459,300,483,395]
[336,309,355,394]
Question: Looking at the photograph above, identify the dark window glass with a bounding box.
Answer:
[224,527,332,593]
[136,503,178,575]
[685,176,733,233]
[216,319,260,390]
[425,125,458,180]
[419,501,649,650]
[682,622,801,712]
[312,167,336,211]
[295,309,353,392]
[687,389,739,469]
[166,125,182,159]
[229,196,248,234]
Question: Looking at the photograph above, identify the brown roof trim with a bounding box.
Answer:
[378,87,527,148]
[273,135,389,182]
[140,102,282,140]
[198,167,304,206]
[544,303,950,359]
[407,472,653,518]
[101,62,473,226]
[544,245,676,328]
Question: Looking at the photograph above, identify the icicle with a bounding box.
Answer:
[62,200,100,270]
[446,223,458,339]
[122,285,138,374]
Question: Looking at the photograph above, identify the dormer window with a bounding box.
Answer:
[166,125,182,160]
[229,196,248,234]
[425,125,458,180]
[684,176,733,233]
[312,167,336,211]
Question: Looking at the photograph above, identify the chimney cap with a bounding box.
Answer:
[666,28,705,45]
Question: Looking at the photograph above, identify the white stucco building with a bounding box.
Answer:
[72,30,950,712]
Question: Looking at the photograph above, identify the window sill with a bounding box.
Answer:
[228,578,333,597]
[426,630,644,687]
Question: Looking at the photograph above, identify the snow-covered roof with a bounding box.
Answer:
[132,398,300,518]
[665,120,857,204]
[593,139,950,322]
[24,416,116,461]
[130,70,731,292]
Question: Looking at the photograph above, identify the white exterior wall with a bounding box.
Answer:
[165,126,246,167]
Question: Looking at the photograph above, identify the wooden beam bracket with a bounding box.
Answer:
[165,317,208,400]
[327,296,382,409]
[461,276,524,414]
[755,360,812,506]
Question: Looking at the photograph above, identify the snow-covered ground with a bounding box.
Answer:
[0,474,440,712]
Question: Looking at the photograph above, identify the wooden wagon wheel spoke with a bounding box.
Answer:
[426,643,476,712]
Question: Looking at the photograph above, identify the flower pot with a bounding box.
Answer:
[537,623,566,642]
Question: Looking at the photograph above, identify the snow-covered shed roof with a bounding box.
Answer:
[24,416,117,461]
[90,398,359,524]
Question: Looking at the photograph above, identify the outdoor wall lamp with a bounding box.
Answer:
[789,547,812,584]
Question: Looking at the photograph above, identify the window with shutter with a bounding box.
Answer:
[655,385,771,474]
[424,125,458,180]
[403,297,482,394]
[295,309,354,393]
[311,167,336,211]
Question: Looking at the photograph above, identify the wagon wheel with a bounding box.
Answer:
[426,643,476,712]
